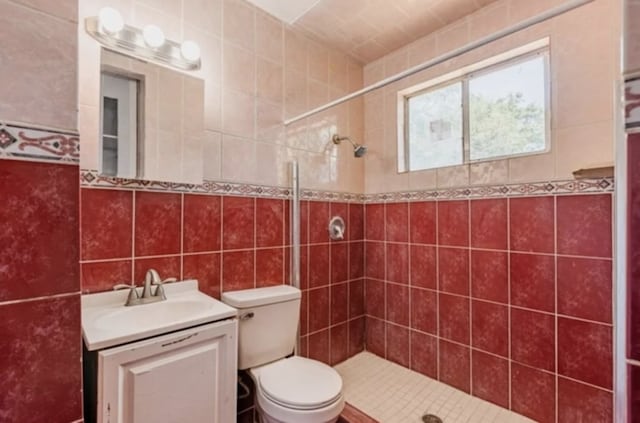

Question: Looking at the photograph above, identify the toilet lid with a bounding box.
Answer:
[259,357,343,410]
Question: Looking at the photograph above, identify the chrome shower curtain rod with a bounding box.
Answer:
[283,0,594,126]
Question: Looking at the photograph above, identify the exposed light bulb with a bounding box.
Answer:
[143,25,165,48]
[180,40,201,62]
[98,7,124,34]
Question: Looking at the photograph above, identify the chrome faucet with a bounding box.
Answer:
[113,269,177,306]
[142,269,161,299]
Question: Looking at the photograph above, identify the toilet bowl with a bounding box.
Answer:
[250,356,344,423]
[221,286,346,423]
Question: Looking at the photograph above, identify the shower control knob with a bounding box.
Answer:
[328,216,345,240]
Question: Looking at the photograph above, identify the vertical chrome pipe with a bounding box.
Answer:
[291,160,301,355]
[614,79,628,422]
[291,160,300,290]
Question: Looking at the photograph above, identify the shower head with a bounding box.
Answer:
[332,134,367,158]
[354,144,367,157]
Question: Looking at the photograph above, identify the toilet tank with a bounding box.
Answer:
[221,285,301,370]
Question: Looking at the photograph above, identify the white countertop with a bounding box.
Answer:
[82,280,237,351]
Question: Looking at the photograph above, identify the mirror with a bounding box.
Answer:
[99,49,205,184]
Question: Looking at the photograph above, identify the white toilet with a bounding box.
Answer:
[222,285,345,423]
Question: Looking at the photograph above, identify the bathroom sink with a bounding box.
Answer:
[93,299,214,330]
[82,280,237,350]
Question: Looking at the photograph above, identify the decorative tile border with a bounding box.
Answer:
[626,77,640,130]
[0,122,79,163]
[82,168,613,203]
[363,177,615,203]
[81,169,364,202]
[300,189,365,203]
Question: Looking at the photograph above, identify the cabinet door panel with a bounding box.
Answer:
[128,343,219,423]
[98,320,237,423]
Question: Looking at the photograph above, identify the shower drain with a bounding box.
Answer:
[422,414,443,423]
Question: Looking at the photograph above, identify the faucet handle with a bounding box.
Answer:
[113,283,139,306]
[113,283,136,291]
[151,277,176,300]
[153,277,177,285]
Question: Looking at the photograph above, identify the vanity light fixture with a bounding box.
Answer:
[180,40,201,62]
[142,24,165,48]
[86,7,201,70]
[98,7,124,34]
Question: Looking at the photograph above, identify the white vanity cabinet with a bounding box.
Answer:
[95,320,237,423]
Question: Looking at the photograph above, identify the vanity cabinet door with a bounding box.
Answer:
[98,320,237,423]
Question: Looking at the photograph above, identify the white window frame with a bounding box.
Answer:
[398,38,551,173]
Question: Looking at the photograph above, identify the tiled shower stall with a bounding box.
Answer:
[362,192,613,422]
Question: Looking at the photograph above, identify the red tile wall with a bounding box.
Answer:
[296,201,366,365]
[80,188,365,419]
[79,188,365,381]
[628,132,640,421]
[0,160,82,423]
[364,194,614,423]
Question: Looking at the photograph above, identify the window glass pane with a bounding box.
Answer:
[407,82,463,171]
[469,55,547,161]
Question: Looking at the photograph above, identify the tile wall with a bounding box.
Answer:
[362,0,619,193]
[79,187,366,420]
[0,1,81,422]
[625,0,640,411]
[0,0,77,130]
[363,193,614,423]
[627,130,640,420]
[78,0,365,193]
[0,160,81,423]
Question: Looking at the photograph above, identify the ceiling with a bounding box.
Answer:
[246,0,496,63]
[246,0,323,24]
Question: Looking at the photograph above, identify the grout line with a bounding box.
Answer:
[435,201,440,380]
[346,203,352,361]
[253,197,257,289]
[507,197,513,411]
[219,196,225,295]
[407,203,413,370]
[364,240,613,261]
[467,199,473,396]
[180,193,185,280]
[328,203,333,363]
[80,242,315,265]
[0,291,81,307]
[131,191,136,284]
[383,204,388,359]
[554,195,559,423]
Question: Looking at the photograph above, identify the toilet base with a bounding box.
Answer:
[256,404,340,423]
[248,357,345,423]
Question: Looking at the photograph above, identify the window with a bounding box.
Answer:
[401,45,550,172]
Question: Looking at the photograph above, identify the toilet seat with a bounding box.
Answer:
[258,356,343,410]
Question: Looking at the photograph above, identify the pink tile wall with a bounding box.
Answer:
[364,193,614,423]
[80,188,365,364]
[0,0,77,130]
[78,0,365,193]
[0,160,81,423]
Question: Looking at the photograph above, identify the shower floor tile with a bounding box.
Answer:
[334,352,534,423]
